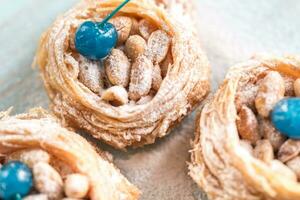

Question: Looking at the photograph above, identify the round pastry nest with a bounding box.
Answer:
[0,108,140,200]
[36,0,210,149]
[189,55,300,200]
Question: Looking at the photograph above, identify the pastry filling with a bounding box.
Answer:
[68,14,173,106]
[235,69,300,181]
[0,149,90,200]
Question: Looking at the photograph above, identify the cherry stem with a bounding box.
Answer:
[14,194,22,200]
[100,0,131,26]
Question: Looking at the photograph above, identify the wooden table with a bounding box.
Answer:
[0,0,299,199]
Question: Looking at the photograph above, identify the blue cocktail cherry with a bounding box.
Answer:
[0,161,33,200]
[75,0,131,60]
[271,98,300,139]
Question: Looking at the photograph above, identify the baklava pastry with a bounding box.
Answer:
[0,108,140,200]
[189,55,300,200]
[36,0,210,149]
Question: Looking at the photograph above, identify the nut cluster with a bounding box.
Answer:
[72,16,172,106]
[6,149,90,200]
[235,71,300,181]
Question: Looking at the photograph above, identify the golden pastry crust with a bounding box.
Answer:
[0,108,140,200]
[36,0,210,149]
[189,55,300,200]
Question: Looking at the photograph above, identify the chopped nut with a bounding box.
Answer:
[33,162,64,200]
[278,139,300,163]
[130,18,139,35]
[254,140,274,163]
[6,149,50,168]
[110,16,132,45]
[64,174,89,198]
[136,95,154,105]
[286,156,300,180]
[24,194,48,200]
[236,105,261,145]
[104,49,131,87]
[239,140,253,155]
[78,56,102,93]
[102,86,129,106]
[294,78,300,97]
[138,19,157,39]
[125,35,147,61]
[147,30,171,63]
[270,160,297,182]
[129,55,153,101]
[152,64,162,91]
[160,50,173,77]
[260,118,286,151]
[255,71,285,117]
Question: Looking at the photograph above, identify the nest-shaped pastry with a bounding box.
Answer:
[0,108,140,200]
[189,55,300,200]
[36,0,210,149]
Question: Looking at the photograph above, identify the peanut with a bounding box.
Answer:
[104,49,131,87]
[117,45,125,52]
[235,83,259,111]
[147,30,171,63]
[50,157,73,178]
[125,35,147,61]
[239,140,253,155]
[68,22,82,51]
[283,75,295,96]
[294,78,300,97]
[78,56,102,93]
[236,105,261,145]
[270,160,297,181]
[129,55,153,101]
[152,64,162,91]
[138,19,157,39]
[100,67,113,89]
[286,156,300,180]
[7,149,50,168]
[64,174,89,198]
[130,18,139,35]
[23,194,48,200]
[255,71,285,117]
[110,16,132,45]
[278,139,300,163]
[33,162,64,200]
[102,86,129,106]
[260,118,286,151]
[160,50,173,77]
[69,28,76,51]
[136,95,154,105]
[254,140,274,163]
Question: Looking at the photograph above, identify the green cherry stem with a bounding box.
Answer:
[99,0,131,26]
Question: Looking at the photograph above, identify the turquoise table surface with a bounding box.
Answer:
[0,0,300,199]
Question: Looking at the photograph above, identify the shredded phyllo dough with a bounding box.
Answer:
[0,108,140,200]
[189,55,300,200]
[36,0,210,149]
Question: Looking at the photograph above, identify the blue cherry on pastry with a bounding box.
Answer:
[0,161,33,200]
[271,98,300,139]
[75,21,118,60]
